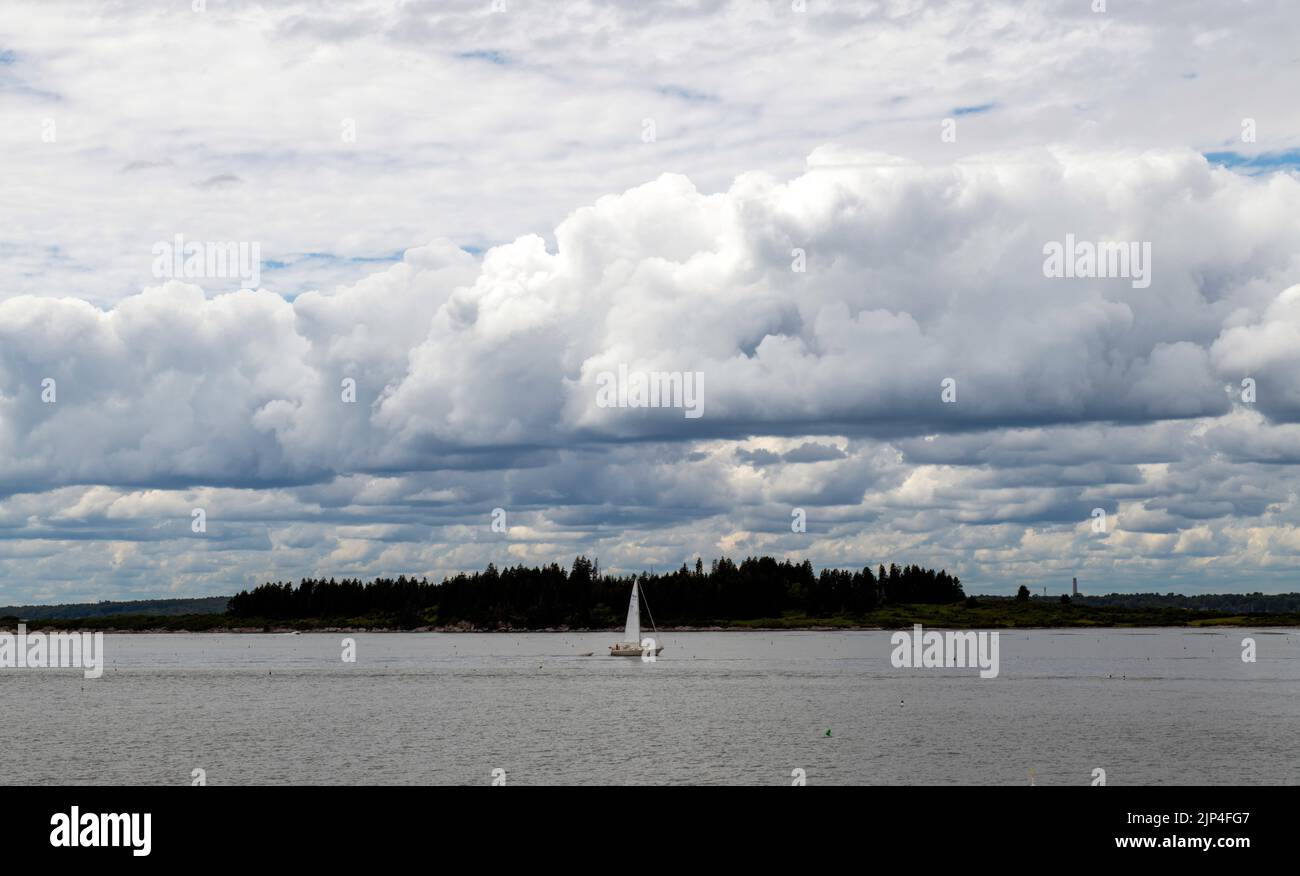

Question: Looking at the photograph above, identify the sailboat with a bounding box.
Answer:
[609,580,664,657]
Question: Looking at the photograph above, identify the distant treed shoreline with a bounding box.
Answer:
[3,557,1300,631]
[226,557,963,628]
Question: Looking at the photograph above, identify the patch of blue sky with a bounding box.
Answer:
[456,50,509,65]
[655,84,717,103]
[952,102,995,116]
[1203,149,1300,174]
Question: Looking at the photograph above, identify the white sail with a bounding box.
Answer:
[624,581,641,643]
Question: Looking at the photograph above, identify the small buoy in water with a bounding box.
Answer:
[824,729,832,737]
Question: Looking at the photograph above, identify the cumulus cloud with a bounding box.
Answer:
[2,3,1300,602]
[0,146,1298,601]
[4,147,1300,484]
[3,1,1299,303]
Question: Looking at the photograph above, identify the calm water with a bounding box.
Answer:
[4,629,1298,785]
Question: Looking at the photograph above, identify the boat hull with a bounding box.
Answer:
[609,644,664,657]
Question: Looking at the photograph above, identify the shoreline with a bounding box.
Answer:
[7,621,1300,634]
[11,602,1300,634]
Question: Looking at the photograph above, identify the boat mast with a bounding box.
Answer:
[640,580,659,638]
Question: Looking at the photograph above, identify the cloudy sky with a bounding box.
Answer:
[2,0,1299,603]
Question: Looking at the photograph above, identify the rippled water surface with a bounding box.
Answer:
[4,629,1298,785]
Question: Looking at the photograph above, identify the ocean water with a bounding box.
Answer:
[3,628,1297,785]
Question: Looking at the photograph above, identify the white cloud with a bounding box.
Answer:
[2,3,1300,601]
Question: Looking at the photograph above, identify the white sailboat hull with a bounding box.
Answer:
[609,642,664,657]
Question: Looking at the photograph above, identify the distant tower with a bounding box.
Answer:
[1072,577,1079,597]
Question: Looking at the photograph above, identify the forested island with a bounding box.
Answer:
[5,556,1300,631]
[225,556,962,628]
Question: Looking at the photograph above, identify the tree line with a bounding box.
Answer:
[1072,591,1300,613]
[227,556,964,628]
